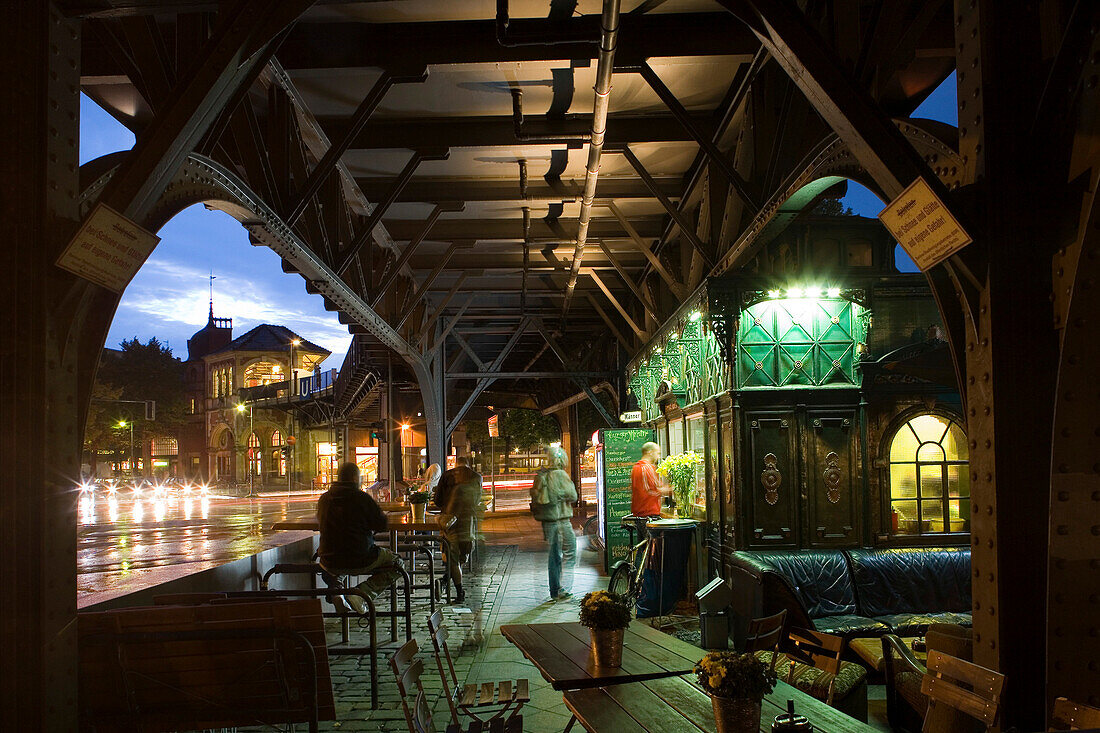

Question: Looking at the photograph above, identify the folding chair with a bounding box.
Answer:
[1052,697,1100,730]
[920,649,1005,732]
[745,608,787,672]
[426,609,528,726]
[786,627,848,706]
[390,638,521,733]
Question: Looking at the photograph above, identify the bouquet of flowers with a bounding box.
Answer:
[657,451,703,511]
[407,489,431,504]
[694,651,777,701]
[578,590,631,630]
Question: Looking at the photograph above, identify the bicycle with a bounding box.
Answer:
[606,515,658,606]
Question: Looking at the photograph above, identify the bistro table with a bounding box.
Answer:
[499,621,699,690]
[561,676,877,732]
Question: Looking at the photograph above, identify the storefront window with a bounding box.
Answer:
[887,413,969,535]
[686,414,706,508]
[317,442,337,485]
[247,432,261,476]
[669,418,683,456]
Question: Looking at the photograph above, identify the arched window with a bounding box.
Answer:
[247,432,261,476]
[243,360,284,388]
[887,413,969,535]
[271,429,282,446]
[273,449,286,476]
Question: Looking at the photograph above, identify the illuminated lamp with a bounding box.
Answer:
[689,310,702,321]
[827,287,841,298]
[788,287,804,298]
[806,287,821,298]
[767,289,781,299]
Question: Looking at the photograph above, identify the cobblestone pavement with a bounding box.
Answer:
[302,513,608,733]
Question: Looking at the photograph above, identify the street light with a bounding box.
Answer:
[117,419,134,479]
[236,402,254,496]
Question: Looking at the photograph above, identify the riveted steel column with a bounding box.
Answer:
[0,2,81,728]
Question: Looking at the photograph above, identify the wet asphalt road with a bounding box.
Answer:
[76,490,320,604]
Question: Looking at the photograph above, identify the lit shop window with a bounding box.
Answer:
[887,413,969,535]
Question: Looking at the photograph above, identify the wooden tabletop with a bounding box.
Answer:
[848,636,926,674]
[562,677,877,732]
[499,621,700,691]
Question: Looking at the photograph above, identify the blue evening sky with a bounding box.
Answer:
[83,72,957,363]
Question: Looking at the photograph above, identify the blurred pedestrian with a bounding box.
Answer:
[530,446,577,601]
[439,456,483,604]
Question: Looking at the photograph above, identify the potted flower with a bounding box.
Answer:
[695,652,777,733]
[656,451,703,517]
[407,489,430,522]
[579,590,632,667]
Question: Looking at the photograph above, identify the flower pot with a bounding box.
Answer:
[589,627,625,668]
[409,502,427,523]
[710,695,761,733]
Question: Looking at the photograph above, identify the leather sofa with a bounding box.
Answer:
[727,547,972,645]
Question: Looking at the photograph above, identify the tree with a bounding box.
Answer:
[84,338,186,470]
[500,409,560,451]
[811,197,856,216]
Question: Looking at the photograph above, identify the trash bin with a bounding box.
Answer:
[636,519,696,618]
[696,576,733,649]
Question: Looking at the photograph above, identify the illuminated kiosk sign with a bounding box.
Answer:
[596,427,655,573]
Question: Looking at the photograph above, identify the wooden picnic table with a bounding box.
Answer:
[562,676,877,732]
[499,621,700,691]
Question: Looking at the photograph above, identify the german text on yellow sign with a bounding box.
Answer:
[56,203,160,293]
[878,177,972,271]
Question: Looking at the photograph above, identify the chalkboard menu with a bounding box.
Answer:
[598,427,655,572]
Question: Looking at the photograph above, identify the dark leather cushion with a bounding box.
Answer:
[874,612,973,635]
[846,547,971,617]
[812,614,890,637]
[737,551,858,618]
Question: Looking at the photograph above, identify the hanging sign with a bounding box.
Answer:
[487,414,499,438]
[56,203,160,293]
[619,410,643,424]
[877,177,972,272]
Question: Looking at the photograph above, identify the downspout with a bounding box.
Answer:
[511,89,589,142]
[562,0,621,316]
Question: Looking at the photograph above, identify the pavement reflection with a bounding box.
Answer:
[77,491,321,605]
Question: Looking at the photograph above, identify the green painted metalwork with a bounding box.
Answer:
[736,297,866,388]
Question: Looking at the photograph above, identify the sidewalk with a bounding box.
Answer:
[305,513,609,732]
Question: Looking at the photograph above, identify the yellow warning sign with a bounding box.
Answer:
[878,177,972,272]
[56,203,160,293]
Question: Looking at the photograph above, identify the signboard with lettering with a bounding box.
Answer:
[487,414,499,438]
[597,427,655,572]
[55,203,161,292]
[878,177,972,272]
[619,410,643,423]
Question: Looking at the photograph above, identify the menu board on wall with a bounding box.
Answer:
[599,427,656,572]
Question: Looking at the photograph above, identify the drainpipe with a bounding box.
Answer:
[511,88,589,142]
[562,0,621,316]
[496,0,600,47]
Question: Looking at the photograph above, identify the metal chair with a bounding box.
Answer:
[921,649,1004,732]
[426,609,529,726]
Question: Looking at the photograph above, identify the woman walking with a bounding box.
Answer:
[530,446,578,601]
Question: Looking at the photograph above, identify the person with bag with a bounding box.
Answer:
[439,456,482,604]
[530,445,578,601]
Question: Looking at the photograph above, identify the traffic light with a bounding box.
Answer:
[144,400,156,421]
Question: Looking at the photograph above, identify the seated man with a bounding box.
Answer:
[317,461,402,613]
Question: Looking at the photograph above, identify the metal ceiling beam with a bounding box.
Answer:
[585,294,632,352]
[424,292,474,353]
[335,148,448,276]
[286,69,426,226]
[378,216,665,241]
[352,176,680,204]
[272,13,756,69]
[325,113,709,152]
[448,331,486,371]
[585,269,646,338]
[535,321,618,428]
[371,204,446,309]
[617,145,713,267]
[447,371,613,380]
[596,241,656,318]
[93,0,316,222]
[445,316,532,435]
[393,241,461,330]
[604,201,685,297]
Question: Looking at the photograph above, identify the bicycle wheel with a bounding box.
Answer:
[582,515,599,539]
[607,561,635,600]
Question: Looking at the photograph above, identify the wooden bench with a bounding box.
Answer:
[78,597,335,732]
